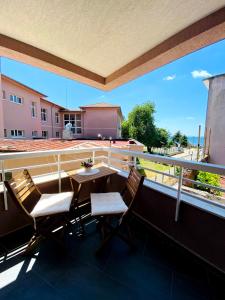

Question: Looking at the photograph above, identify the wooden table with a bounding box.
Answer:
[69,166,117,235]
[70,166,117,185]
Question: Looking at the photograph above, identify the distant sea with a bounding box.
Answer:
[188,136,204,146]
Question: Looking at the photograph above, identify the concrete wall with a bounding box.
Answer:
[0,75,122,140]
[40,99,63,138]
[205,76,225,165]
[0,76,63,139]
[2,77,42,139]
[83,107,120,138]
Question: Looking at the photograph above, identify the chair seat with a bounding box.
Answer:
[30,192,73,218]
[91,192,128,216]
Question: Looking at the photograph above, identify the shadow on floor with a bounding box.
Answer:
[0,219,225,300]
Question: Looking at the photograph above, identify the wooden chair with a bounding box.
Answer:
[4,169,74,254]
[91,167,144,254]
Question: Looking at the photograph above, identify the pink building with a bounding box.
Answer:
[0,74,122,140]
[61,103,122,139]
[203,74,225,165]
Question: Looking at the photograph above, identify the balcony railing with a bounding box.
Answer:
[0,146,225,222]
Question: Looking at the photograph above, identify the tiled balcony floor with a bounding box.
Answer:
[0,219,225,300]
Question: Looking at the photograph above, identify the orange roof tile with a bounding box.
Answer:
[0,139,130,152]
[80,102,120,108]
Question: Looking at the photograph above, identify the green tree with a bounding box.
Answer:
[127,102,157,152]
[121,120,130,139]
[172,131,188,147]
[181,135,188,147]
[172,131,182,145]
[155,128,169,147]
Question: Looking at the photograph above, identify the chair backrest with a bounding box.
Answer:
[123,167,144,211]
[4,169,41,219]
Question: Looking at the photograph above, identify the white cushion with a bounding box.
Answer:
[91,192,128,216]
[30,192,73,218]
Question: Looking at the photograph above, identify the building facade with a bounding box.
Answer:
[61,103,122,139]
[204,74,225,165]
[0,74,122,140]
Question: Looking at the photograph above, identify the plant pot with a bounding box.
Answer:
[84,167,92,173]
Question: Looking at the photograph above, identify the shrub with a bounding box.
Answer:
[196,171,221,196]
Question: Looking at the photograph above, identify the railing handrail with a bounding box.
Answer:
[0,145,225,221]
[0,146,225,175]
[0,146,105,160]
[109,148,225,175]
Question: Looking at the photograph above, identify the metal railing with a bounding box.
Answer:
[0,146,225,221]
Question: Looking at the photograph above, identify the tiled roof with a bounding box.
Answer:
[80,102,120,108]
[0,139,130,152]
[2,74,47,97]
[40,98,66,109]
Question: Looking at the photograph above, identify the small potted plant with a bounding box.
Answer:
[81,158,93,172]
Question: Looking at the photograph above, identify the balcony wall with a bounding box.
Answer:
[0,173,225,274]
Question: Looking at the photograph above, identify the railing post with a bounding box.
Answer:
[175,166,183,222]
[107,149,111,166]
[57,154,61,193]
[1,160,8,210]
[134,156,137,168]
[92,150,95,164]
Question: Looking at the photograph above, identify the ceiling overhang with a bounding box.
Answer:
[0,5,225,91]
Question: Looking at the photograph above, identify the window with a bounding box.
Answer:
[56,131,60,138]
[11,130,24,138]
[10,94,23,104]
[31,102,37,118]
[64,113,82,134]
[42,131,48,138]
[4,129,7,137]
[32,131,38,138]
[2,90,6,99]
[41,108,47,121]
[55,112,60,124]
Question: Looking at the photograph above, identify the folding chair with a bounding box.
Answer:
[91,167,144,254]
[4,169,74,254]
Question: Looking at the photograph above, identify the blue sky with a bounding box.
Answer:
[1,39,225,136]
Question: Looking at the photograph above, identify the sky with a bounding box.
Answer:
[1,39,225,136]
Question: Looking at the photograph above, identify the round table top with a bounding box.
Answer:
[77,168,100,176]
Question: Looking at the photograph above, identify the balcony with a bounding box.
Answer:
[1,147,225,299]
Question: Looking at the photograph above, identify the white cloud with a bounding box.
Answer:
[191,70,212,79]
[163,74,176,81]
[186,116,195,120]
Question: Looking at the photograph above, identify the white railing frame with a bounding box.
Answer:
[57,154,61,193]
[1,146,225,218]
[0,160,8,210]
[175,167,183,222]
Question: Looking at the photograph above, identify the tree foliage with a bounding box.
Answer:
[155,128,169,147]
[172,131,189,147]
[121,120,129,139]
[196,171,221,195]
[122,102,157,151]
[172,131,182,145]
[121,102,189,151]
[180,135,188,147]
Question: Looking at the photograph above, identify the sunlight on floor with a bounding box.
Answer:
[0,261,24,289]
[0,251,39,289]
